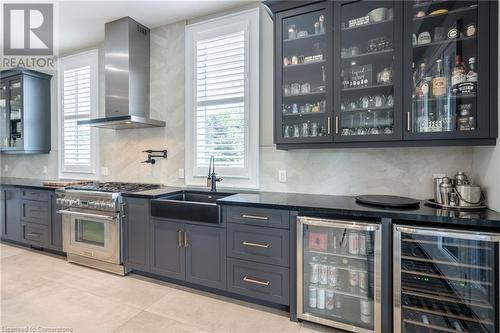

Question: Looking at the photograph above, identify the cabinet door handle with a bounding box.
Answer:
[335,116,339,134]
[241,214,269,221]
[406,112,411,132]
[243,276,270,286]
[242,241,270,249]
[327,117,331,135]
[178,230,183,247]
[27,232,40,238]
[183,231,188,247]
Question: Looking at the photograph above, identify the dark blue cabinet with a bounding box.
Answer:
[48,192,62,251]
[150,218,186,280]
[123,197,150,271]
[1,186,21,242]
[185,224,226,290]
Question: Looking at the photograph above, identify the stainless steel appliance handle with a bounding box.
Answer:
[396,225,500,242]
[298,216,379,231]
[57,209,118,222]
[243,276,270,286]
[242,241,270,249]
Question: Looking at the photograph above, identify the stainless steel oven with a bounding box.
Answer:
[60,208,121,265]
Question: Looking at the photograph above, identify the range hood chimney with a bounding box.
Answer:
[78,17,165,129]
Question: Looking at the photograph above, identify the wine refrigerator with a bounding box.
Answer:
[394,225,500,333]
[297,216,382,333]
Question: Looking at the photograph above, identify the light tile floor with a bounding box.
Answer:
[0,243,344,333]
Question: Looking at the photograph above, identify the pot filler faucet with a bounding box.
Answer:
[207,156,222,192]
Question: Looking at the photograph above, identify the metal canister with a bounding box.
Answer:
[325,290,335,310]
[456,184,482,207]
[439,177,453,205]
[319,264,328,285]
[348,231,359,255]
[308,286,317,308]
[453,171,469,186]
[433,174,446,203]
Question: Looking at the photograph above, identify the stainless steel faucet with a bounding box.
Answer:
[207,156,222,192]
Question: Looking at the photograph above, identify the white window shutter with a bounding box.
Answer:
[185,9,260,189]
[62,66,92,168]
[59,49,98,178]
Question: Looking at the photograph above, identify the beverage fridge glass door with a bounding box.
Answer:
[297,217,382,333]
[394,225,500,333]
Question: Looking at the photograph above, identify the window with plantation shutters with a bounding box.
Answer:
[186,9,260,189]
[59,50,98,178]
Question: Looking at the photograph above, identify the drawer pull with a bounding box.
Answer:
[27,232,40,238]
[243,276,270,286]
[241,214,269,221]
[242,241,270,249]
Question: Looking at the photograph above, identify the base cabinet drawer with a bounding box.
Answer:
[21,200,49,225]
[227,258,289,305]
[224,206,289,229]
[227,223,289,267]
[21,189,49,202]
[22,222,49,247]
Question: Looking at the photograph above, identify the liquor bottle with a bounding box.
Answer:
[451,55,466,94]
[432,59,447,97]
[465,57,478,94]
[431,59,446,131]
[416,62,430,132]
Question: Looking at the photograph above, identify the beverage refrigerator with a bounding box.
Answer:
[296,216,382,333]
[394,225,500,333]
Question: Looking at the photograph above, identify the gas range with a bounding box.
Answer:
[55,181,160,275]
[56,182,161,212]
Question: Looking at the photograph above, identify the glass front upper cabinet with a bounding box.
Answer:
[404,1,490,140]
[334,1,402,142]
[275,3,333,144]
[8,79,23,149]
[0,82,7,149]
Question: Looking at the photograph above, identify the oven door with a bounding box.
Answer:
[59,208,121,264]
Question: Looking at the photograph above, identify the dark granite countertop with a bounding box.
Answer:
[0,177,63,191]
[218,192,500,230]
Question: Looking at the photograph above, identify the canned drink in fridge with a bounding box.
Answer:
[349,268,359,288]
[360,299,372,316]
[327,266,338,287]
[348,231,359,255]
[317,288,325,310]
[325,290,334,310]
[308,286,317,308]
[361,313,372,325]
[359,271,368,293]
[359,233,366,255]
[310,262,319,284]
[319,264,328,285]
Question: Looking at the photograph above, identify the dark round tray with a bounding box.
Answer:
[355,195,420,208]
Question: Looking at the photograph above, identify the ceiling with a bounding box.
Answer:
[57,1,256,55]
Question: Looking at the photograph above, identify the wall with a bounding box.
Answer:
[0,6,481,201]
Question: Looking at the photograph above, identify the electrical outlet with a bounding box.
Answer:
[178,168,185,179]
[43,166,48,174]
[278,169,287,183]
[101,167,109,177]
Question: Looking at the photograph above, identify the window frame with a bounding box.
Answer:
[185,8,260,189]
[58,49,99,180]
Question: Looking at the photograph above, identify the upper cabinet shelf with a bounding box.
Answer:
[271,0,497,149]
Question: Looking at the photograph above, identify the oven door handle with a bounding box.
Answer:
[57,209,118,222]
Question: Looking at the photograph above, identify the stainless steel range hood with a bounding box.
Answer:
[78,17,165,129]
